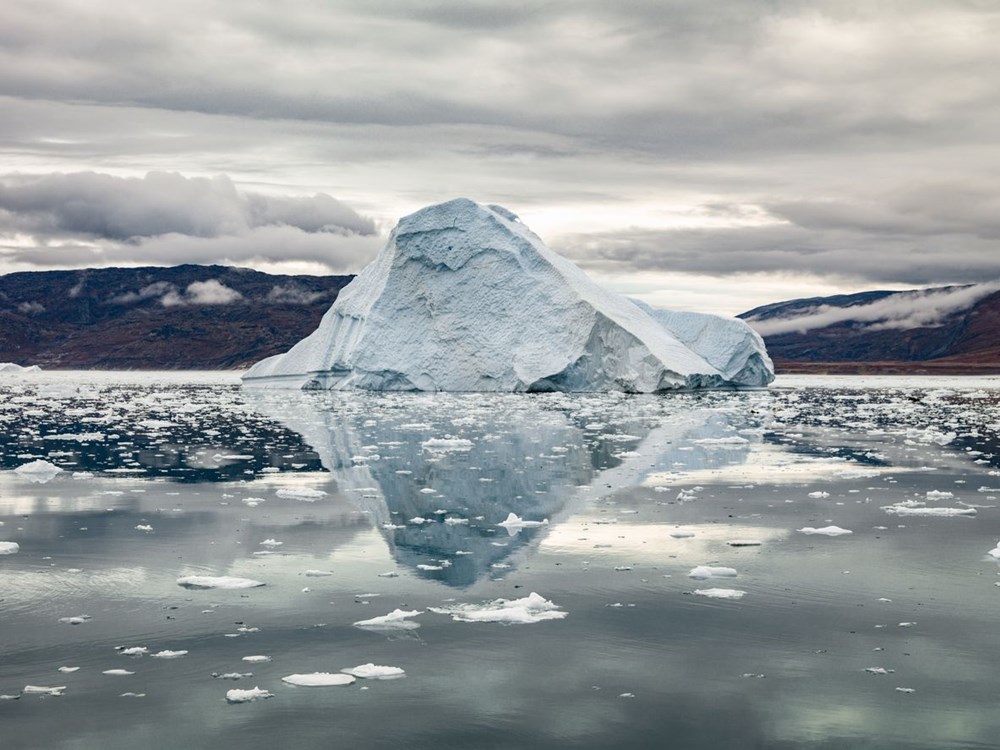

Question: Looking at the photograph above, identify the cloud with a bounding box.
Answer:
[265,283,328,304]
[0,171,376,241]
[744,281,1000,336]
[108,281,175,305]
[161,279,243,306]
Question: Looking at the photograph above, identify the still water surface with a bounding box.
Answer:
[2,373,999,749]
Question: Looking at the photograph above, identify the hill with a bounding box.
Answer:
[0,265,352,369]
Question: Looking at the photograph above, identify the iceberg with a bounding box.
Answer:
[242,199,773,391]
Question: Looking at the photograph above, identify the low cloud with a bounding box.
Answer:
[265,284,328,305]
[0,171,376,241]
[745,281,1000,336]
[161,279,243,306]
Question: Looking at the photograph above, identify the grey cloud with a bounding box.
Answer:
[0,171,376,242]
[265,284,328,305]
[745,281,1000,336]
[2,224,383,274]
[161,279,243,306]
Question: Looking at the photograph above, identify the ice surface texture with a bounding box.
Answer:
[243,199,773,392]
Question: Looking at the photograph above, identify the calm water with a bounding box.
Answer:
[2,372,1000,749]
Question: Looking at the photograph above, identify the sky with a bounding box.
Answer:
[1,0,999,316]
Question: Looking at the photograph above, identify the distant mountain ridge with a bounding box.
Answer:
[0,265,352,368]
[739,283,1000,373]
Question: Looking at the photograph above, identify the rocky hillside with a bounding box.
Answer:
[0,265,352,369]
[740,284,1000,373]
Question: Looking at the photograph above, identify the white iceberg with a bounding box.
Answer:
[688,565,738,579]
[694,588,747,599]
[497,512,549,534]
[798,526,853,536]
[226,687,274,703]
[340,664,406,680]
[0,542,19,555]
[14,459,63,483]
[242,199,773,392]
[428,592,566,624]
[23,685,65,696]
[176,576,265,590]
[281,672,356,687]
[353,609,422,630]
[0,363,41,374]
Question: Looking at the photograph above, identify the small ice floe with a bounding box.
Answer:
[353,609,422,631]
[242,497,266,507]
[135,524,153,532]
[242,655,271,663]
[341,664,405,680]
[687,566,738,579]
[864,667,894,675]
[409,517,429,525]
[417,564,443,571]
[669,530,695,539]
[421,437,474,452]
[497,513,548,534]
[898,621,916,628]
[882,502,976,517]
[152,650,188,659]
[377,571,400,578]
[727,540,762,547]
[120,692,146,698]
[418,488,437,495]
[213,672,253,680]
[808,491,830,499]
[429,592,566,624]
[259,539,283,547]
[102,669,134,676]
[176,576,265,589]
[72,471,94,479]
[226,687,274,703]
[14,459,63,483]
[987,542,1000,559]
[691,436,749,446]
[895,687,916,694]
[444,517,469,526]
[926,490,954,499]
[798,526,853,536]
[0,541,19,555]
[275,488,327,501]
[618,692,636,698]
[281,673,355,687]
[742,673,766,679]
[304,570,334,577]
[58,615,92,625]
[57,667,79,673]
[23,685,66,696]
[117,646,148,656]
[694,588,746,599]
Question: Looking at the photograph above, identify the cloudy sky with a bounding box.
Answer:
[2,0,998,315]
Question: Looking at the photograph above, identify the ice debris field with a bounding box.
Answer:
[1,372,1000,749]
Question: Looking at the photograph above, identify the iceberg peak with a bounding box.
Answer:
[243,198,773,392]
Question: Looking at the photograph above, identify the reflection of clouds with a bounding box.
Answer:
[245,391,762,586]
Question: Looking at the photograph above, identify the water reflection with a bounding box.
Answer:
[244,392,761,585]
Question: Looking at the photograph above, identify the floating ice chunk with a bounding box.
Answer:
[687,566,738,579]
[102,669,134,676]
[497,512,549,534]
[23,685,65,696]
[694,588,746,599]
[926,490,954,499]
[242,655,271,663]
[214,672,253,680]
[152,650,188,659]
[275,488,327,501]
[798,526,853,536]
[118,646,148,656]
[0,541,19,555]
[304,570,334,577]
[429,592,566,624]
[353,609,422,630]
[0,362,41,374]
[670,530,695,539]
[422,437,474,452]
[57,667,79,673]
[135,524,153,532]
[341,664,405,680]
[691,436,749,446]
[177,576,265,589]
[417,563,443,571]
[259,538,283,547]
[58,615,91,625]
[444,517,469,526]
[14,460,63,483]
[987,542,1000,559]
[865,667,894,675]
[619,692,636,698]
[808,491,830,499]
[281,673,356,687]
[409,517,430,525]
[727,540,762,547]
[377,571,400,578]
[895,687,915,694]
[883,504,976,517]
[226,687,274,703]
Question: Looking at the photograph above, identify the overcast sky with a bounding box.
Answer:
[2,0,998,315]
